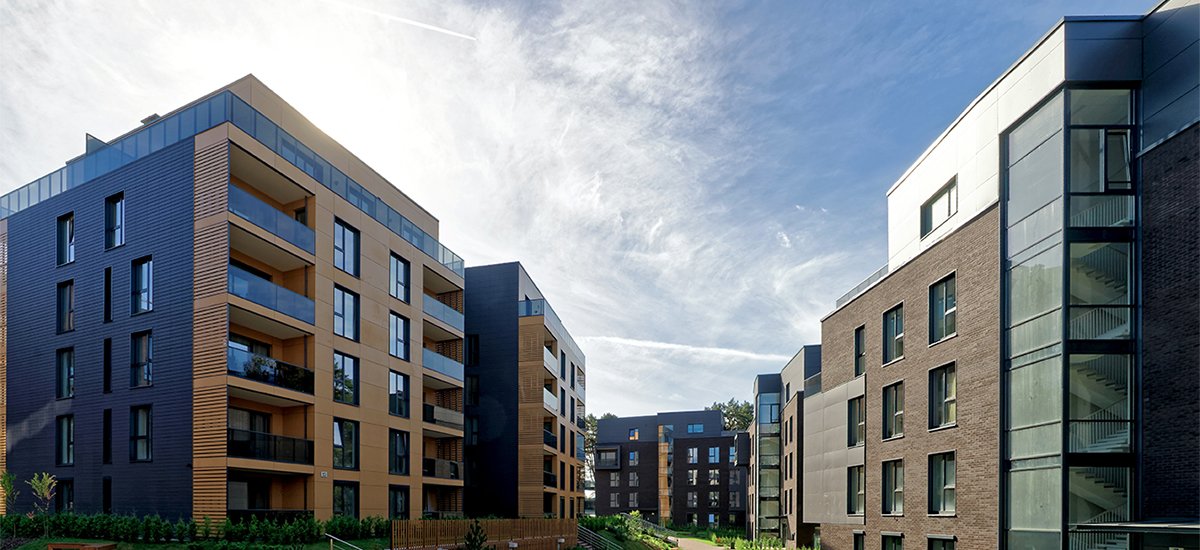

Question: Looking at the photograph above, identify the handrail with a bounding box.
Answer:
[578,525,621,550]
[326,533,365,550]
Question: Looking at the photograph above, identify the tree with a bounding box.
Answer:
[463,519,490,550]
[583,413,619,493]
[1,470,18,542]
[27,472,56,538]
[707,399,753,431]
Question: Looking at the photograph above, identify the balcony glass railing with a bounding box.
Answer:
[543,429,558,448]
[423,458,463,480]
[543,347,558,376]
[543,387,558,412]
[423,296,464,332]
[227,184,315,254]
[543,471,558,488]
[423,404,464,431]
[227,428,314,464]
[422,348,464,382]
[228,264,315,325]
[227,346,314,395]
[0,91,465,278]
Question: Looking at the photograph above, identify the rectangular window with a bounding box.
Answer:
[388,486,409,519]
[883,305,904,363]
[930,274,957,342]
[333,352,358,405]
[103,338,112,393]
[730,492,739,506]
[708,447,719,463]
[130,406,152,461]
[629,493,638,507]
[729,446,736,465]
[687,492,698,508]
[687,447,699,464]
[854,325,866,376]
[609,493,619,508]
[131,257,153,314]
[389,370,410,417]
[55,479,74,513]
[104,267,113,322]
[56,348,74,399]
[929,364,957,428]
[629,472,639,487]
[629,451,639,466]
[105,193,125,248]
[57,281,74,333]
[848,397,865,447]
[928,539,954,550]
[333,219,360,276]
[709,492,719,507]
[688,470,698,485]
[853,533,865,550]
[687,423,703,433]
[333,418,358,470]
[883,534,904,550]
[883,460,904,514]
[929,452,956,514]
[920,178,957,237]
[333,481,358,518]
[628,428,639,441]
[56,415,74,465]
[709,469,720,486]
[102,477,112,514]
[130,331,153,387]
[883,382,904,439]
[102,409,112,464]
[389,429,410,475]
[389,312,409,359]
[847,465,865,515]
[333,286,359,340]
[389,254,410,302]
[57,213,75,265]
[610,472,620,487]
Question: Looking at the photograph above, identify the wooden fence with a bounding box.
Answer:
[390,518,578,550]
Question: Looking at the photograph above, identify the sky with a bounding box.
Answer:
[0,0,1152,417]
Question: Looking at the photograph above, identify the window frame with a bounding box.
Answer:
[56,415,75,466]
[708,446,719,464]
[388,429,410,475]
[333,351,359,405]
[332,218,360,276]
[389,311,410,360]
[129,406,152,462]
[854,325,866,376]
[389,370,410,417]
[333,417,359,470]
[56,348,75,399]
[57,212,75,266]
[883,304,905,364]
[847,465,865,515]
[333,286,360,341]
[389,253,410,303]
[629,450,639,466]
[628,428,639,441]
[882,459,904,515]
[57,280,75,333]
[131,256,154,314]
[847,396,865,447]
[920,177,958,238]
[130,331,153,388]
[332,481,359,518]
[105,192,125,249]
[629,472,639,487]
[709,469,720,486]
[929,364,957,430]
[388,485,409,519]
[928,451,957,515]
[883,381,904,440]
[929,273,958,344]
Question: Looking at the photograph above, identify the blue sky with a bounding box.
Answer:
[0,0,1151,416]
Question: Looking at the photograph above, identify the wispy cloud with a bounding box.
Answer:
[580,336,793,363]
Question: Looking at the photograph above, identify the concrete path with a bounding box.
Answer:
[671,537,727,550]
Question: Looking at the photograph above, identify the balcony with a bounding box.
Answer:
[596,451,620,470]
[543,347,558,377]
[227,184,315,254]
[543,471,557,488]
[227,428,314,465]
[227,346,314,395]
[543,429,558,448]
[543,387,558,413]
[423,296,464,332]
[423,458,463,481]
[423,404,464,431]
[228,264,314,325]
[423,348,464,382]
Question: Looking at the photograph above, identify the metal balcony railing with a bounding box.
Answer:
[423,458,463,480]
[544,429,558,448]
[226,345,314,395]
[543,471,558,488]
[227,428,314,464]
[227,184,315,254]
[423,404,464,431]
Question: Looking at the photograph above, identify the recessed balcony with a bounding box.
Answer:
[227,428,314,465]
[423,295,464,333]
[226,345,314,396]
[423,458,463,481]
[228,184,315,255]
[228,264,315,326]
[424,403,465,432]
[423,347,464,382]
[543,387,558,413]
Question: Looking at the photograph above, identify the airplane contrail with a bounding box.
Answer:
[314,0,477,41]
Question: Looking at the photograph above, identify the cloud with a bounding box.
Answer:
[579,336,793,363]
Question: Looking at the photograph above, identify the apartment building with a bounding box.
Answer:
[462,262,586,519]
[802,1,1199,549]
[594,411,749,529]
[0,75,468,521]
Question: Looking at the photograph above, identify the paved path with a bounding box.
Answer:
[671,537,727,550]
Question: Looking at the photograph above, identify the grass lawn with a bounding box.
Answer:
[13,537,390,550]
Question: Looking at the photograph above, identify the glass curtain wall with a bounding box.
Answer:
[755,392,782,537]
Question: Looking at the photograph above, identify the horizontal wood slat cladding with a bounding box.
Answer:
[390,518,575,550]
[518,325,543,362]
[192,138,231,522]
[0,232,7,515]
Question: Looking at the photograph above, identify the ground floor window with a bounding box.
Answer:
[333,481,358,518]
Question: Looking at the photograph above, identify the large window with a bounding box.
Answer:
[57,213,75,265]
[854,325,866,376]
[883,305,904,363]
[929,452,956,514]
[629,451,639,466]
[609,493,619,508]
[333,418,358,470]
[687,423,703,433]
[883,459,904,514]
[131,257,153,314]
[130,331,153,387]
[105,193,125,248]
[708,447,719,463]
[687,470,697,485]
[847,465,865,515]
[57,415,74,466]
[389,312,409,359]
[333,352,358,405]
[389,486,409,519]
[390,254,410,302]
[687,492,697,508]
[389,370,410,417]
[921,178,958,237]
[847,397,865,447]
[629,493,638,507]
[709,469,719,486]
[687,447,699,464]
[883,534,903,550]
[389,429,410,475]
[928,539,954,550]
[333,286,359,340]
[130,406,152,462]
[57,281,74,333]
[333,481,358,518]
[56,348,75,399]
[929,364,957,428]
[629,472,639,487]
[853,533,865,550]
[883,382,904,439]
[930,274,957,342]
[333,219,359,276]
[610,472,620,487]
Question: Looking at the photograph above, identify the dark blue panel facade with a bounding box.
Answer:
[6,138,196,518]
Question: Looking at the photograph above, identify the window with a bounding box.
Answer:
[629,493,638,507]
[629,472,639,487]
[102,477,112,514]
[853,533,865,550]
[687,423,703,434]
[389,486,409,519]
[104,267,113,322]
[628,428,639,441]
[131,257,153,314]
[848,397,865,447]
[929,364,957,428]
[687,492,698,508]
[57,281,74,333]
[56,348,74,399]
[929,452,956,514]
[921,177,957,237]
[130,331,153,387]
[333,418,358,470]
[389,371,409,417]
[106,193,125,248]
[687,447,699,464]
[389,253,410,302]
[883,382,904,439]
[333,219,360,276]
[930,274,957,342]
[729,446,736,465]
[883,460,904,514]
[333,481,358,518]
[103,339,112,393]
[333,352,358,404]
[883,534,904,550]
[609,493,619,508]
[102,409,112,464]
[389,429,410,475]
[687,470,698,485]
[629,451,639,466]
[730,492,740,506]
[56,415,74,465]
[928,539,954,550]
[883,305,904,363]
[709,492,719,507]
[729,470,740,485]
[610,472,620,487]
[854,325,866,376]
[847,465,865,515]
[708,447,719,463]
[389,312,409,359]
[333,286,359,340]
[57,213,75,265]
[709,469,720,486]
[55,479,74,512]
[130,406,152,461]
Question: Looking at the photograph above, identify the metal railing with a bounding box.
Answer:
[578,525,620,550]
[1068,504,1130,550]
[543,471,558,488]
[544,429,558,448]
[1070,194,1134,229]
[228,264,315,325]
[423,457,463,480]
[422,347,464,381]
[835,264,889,308]
[423,403,465,431]
[227,183,315,254]
[423,295,465,332]
[326,533,365,550]
[1069,306,1131,340]
[227,428,314,464]
[226,345,315,394]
